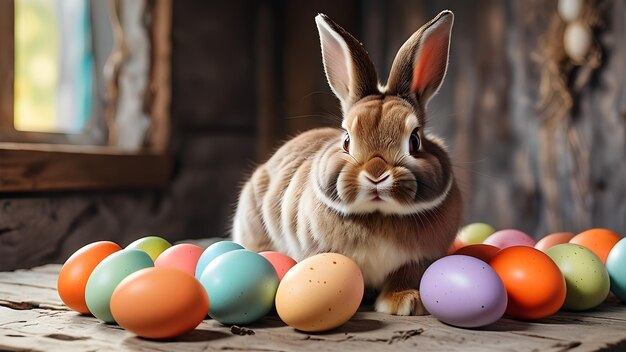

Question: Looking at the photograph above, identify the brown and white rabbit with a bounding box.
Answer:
[232,10,462,316]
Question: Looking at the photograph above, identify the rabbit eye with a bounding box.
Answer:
[409,129,421,154]
[343,134,350,153]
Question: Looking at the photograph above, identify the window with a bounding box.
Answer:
[0,0,172,192]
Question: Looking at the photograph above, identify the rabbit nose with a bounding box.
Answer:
[363,156,390,183]
[364,173,390,185]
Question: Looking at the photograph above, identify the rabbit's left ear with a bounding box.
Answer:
[316,14,379,113]
[387,11,454,108]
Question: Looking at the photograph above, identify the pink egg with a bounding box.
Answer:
[483,229,536,249]
[259,251,297,281]
[154,244,204,276]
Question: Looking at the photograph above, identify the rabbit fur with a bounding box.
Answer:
[233,10,462,316]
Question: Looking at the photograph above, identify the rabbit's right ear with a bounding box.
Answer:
[316,14,379,113]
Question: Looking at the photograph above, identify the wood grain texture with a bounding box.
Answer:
[1,264,626,351]
[0,0,14,130]
[0,144,171,192]
[0,2,258,270]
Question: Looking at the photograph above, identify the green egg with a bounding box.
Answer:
[457,223,495,245]
[85,249,154,322]
[545,243,610,311]
[126,236,172,261]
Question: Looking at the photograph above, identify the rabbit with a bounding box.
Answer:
[232,10,462,316]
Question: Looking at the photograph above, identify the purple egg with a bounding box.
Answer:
[420,255,507,328]
[483,229,536,249]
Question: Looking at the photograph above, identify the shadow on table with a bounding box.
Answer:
[125,329,231,344]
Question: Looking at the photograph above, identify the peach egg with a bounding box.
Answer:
[275,253,364,332]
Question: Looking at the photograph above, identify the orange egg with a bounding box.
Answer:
[570,228,622,264]
[447,240,465,255]
[535,232,575,252]
[453,244,500,263]
[110,267,209,339]
[57,241,122,313]
[490,246,566,320]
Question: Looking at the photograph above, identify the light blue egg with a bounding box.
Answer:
[200,250,278,325]
[607,238,626,302]
[85,249,154,323]
[195,240,244,278]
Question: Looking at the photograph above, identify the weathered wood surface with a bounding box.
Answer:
[1,265,626,351]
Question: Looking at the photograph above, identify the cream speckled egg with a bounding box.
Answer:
[564,21,592,63]
[275,253,364,332]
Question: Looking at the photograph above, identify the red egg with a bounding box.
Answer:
[453,244,500,263]
[57,241,122,313]
[154,244,204,276]
[490,246,566,320]
[259,251,297,281]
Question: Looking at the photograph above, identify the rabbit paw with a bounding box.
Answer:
[375,289,428,316]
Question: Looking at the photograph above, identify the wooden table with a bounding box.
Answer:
[1,265,626,351]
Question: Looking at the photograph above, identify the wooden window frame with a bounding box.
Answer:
[0,0,172,192]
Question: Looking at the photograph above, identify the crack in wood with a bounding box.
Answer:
[303,329,424,344]
[0,344,41,352]
[44,334,90,341]
[0,300,66,311]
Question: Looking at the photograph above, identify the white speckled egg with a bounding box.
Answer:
[558,0,584,22]
[564,21,592,63]
[275,253,364,332]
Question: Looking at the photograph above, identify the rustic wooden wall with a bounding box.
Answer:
[1,0,624,270]
[258,0,626,238]
[0,1,258,270]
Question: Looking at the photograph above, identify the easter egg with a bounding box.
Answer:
[535,232,575,252]
[126,236,172,261]
[200,250,278,325]
[558,0,584,22]
[57,241,122,313]
[275,253,364,332]
[452,244,500,263]
[457,223,495,245]
[607,238,626,302]
[564,21,592,63]
[545,244,610,311]
[85,249,154,322]
[195,241,244,278]
[447,239,465,254]
[154,244,204,276]
[490,246,566,320]
[569,228,622,264]
[420,255,507,328]
[259,251,297,281]
[110,267,209,339]
[483,229,536,249]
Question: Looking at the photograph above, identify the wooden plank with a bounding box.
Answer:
[1,265,626,351]
[147,0,172,153]
[0,145,171,192]
[0,0,14,130]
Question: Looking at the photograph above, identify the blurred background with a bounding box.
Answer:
[0,0,624,270]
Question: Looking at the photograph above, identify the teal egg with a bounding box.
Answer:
[607,238,626,302]
[200,250,278,325]
[545,243,610,311]
[195,240,244,278]
[85,249,154,322]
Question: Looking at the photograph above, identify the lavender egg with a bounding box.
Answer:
[420,255,507,328]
